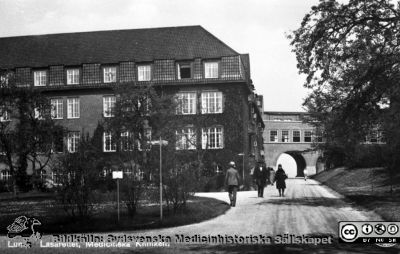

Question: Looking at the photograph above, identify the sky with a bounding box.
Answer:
[0,0,320,112]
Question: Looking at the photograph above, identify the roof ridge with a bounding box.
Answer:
[0,25,203,39]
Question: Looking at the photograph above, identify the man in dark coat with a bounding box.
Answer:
[253,162,270,197]
[225,161,240,207]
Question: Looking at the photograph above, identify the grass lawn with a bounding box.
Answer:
[313,167,400,221]
[0,194,229,234]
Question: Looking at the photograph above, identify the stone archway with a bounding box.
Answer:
[275,152,307,178]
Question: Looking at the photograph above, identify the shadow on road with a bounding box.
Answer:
[256,197,350,209]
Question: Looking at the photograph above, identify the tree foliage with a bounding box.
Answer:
[104,84,177,216]
[0,71,64,192]
[55,135,102,218]
[290,0,400,170]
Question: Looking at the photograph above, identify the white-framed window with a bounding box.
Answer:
[66,69,80,85]
[281,130,289,142]
[304,130,313,142]
[103,96,116,117]
[103,131,116,152]
[67,131,80,153]
[201,126,223,149]
[0,170,11,181]
[137,65,151,81]
[204,62,219,78]
[51,171,62,185]
[0,107,10,122]
[176,127,196,150]
[103,67,117,83]
[34,70,47,86]
[121,131,133,151]
[293,130,301,142]
[51,99,63,119]
[201,91,223,114]
[177,63,191,79]
[270,130,278,142]
[176,92,197,115]
[67,98,80,119]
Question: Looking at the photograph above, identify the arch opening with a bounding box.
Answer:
[276,152,306,178]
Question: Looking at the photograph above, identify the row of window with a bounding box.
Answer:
[103,126,224,152]
[46,91,223,121]
[268,130,322,143]
[59,126,224,153]
[31,62,221,87]
[364,130,385,144]
[176,91,223,114]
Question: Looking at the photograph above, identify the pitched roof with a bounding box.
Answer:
[0,26,239,69]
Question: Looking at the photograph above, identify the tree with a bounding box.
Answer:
[0,71,64,193]
[290,0,400,171]
[55,135,102,218]
[104,84,176,217]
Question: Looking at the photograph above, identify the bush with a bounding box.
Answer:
[353,144,385,168]
[55,137,101,219]
[162,162,206,213]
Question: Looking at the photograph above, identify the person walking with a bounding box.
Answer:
[303,168,308,181]
[225,161,240,207]
[253,162,269,197]
[268,167,275,186]
[274,164,288,197]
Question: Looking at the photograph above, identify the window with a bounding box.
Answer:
[0,107,10,122]
[51,99,63,119]
[138,128,152,151]
[176,92,197,114]
[304,130,312,142]
[177,63,191,79]
[270,130,278,142]
[103,96,116,117]
[51,171,62,185]
[0,74,10,87]
[67,98,80,119]
[201,91,223,114]
[201,127,223,149]
[103,67,117,83]
[138,65,151,81]
[121,131,133,151]
[67,132,80,153]
[281,130,289,142]
[293,130,301,142]
[314,129,323,143]
[34,70,47,86]
[0,170,11,181]
[176,127,196,150]
[66,69,80,85]
[204,62,219,78]
[103,131,116,152]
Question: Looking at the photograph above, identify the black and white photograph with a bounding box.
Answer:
[0,0,399,253]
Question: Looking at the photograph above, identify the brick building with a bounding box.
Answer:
[0,26,264,185]
[263,111,324,177]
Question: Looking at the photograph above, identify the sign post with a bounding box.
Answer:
[150,137,168,222]
[159,136,162,221]
[112,171,123,222]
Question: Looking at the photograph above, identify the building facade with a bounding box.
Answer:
[0,26,264,186]
[263,111,324,177]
